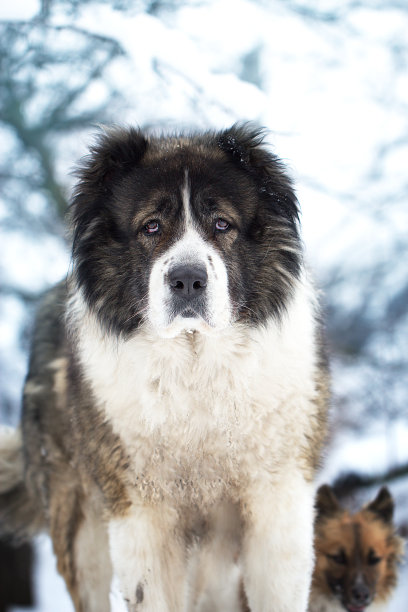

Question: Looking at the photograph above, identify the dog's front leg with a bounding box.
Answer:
[241,473,315,612]
[109,505,187,612]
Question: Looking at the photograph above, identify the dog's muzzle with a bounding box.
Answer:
[168,264,208,318]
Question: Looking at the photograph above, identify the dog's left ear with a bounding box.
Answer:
[315,485,342,519]
[78,126,148,193]
[366,487,394,523]
[217,123,299,222]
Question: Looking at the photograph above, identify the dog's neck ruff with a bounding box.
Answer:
[68,271,318,432]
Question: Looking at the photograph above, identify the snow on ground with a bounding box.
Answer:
[11,536,73,612]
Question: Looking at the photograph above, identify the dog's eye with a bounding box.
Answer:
[144,220,160,235]
[367,549,382,565]
[215,218,230,231]
[328,551,347,565]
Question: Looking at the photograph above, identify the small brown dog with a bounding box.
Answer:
[309,485,404,612]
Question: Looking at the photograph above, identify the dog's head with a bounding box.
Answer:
[70,124,301,338]
[313,485,404,612]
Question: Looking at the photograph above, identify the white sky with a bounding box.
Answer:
[0,0,39,20]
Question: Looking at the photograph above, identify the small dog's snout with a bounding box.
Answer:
[168,265,208,298]
[351,578,371,607]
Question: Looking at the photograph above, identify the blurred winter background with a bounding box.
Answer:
[0,0,407,609]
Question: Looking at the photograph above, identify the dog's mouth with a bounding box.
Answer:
[171,300,211,326]
[337,592,373,612]
[344,601,373,612]
[180,308,199,318]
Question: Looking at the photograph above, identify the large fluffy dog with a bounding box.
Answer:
[0,124,328,612]
[309,485,404,612]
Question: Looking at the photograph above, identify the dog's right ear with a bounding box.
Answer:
[75,126,148,194]
[315,485,342,519]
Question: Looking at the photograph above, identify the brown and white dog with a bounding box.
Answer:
[0,124,329,612]
[309,485,405,612]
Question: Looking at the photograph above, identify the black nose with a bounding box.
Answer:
[168,264,208,298]
[351,583,371,606]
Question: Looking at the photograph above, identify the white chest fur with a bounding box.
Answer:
[71,275,319,504]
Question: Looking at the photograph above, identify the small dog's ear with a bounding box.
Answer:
[76,126,148,193]
[366,487,394,524]
[315,485,342,519]
[217,123,299,222]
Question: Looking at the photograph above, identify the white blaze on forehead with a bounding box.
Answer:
[181,168,193,229]
[147,170,232,337]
